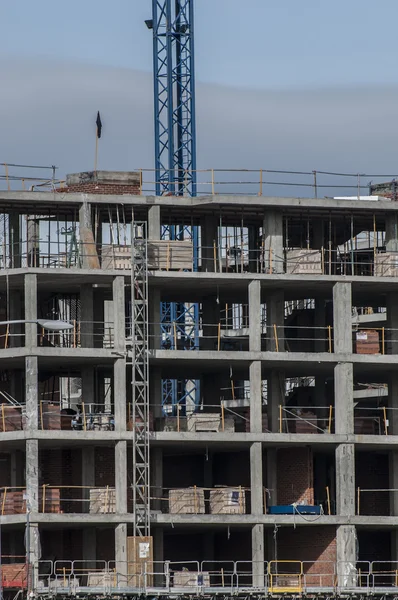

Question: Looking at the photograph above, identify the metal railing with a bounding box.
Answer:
[279,405,334,434]
[30,559,398,595]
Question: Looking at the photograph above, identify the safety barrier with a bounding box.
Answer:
[30,559,398,595]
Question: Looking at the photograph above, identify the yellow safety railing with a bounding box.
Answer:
[268,561,303,593]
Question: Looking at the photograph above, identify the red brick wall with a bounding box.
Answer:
[277,526,336,587]
[39,448,82,513]
[95,447,115,486]
[356,452,389,516]
[277,447,314,505]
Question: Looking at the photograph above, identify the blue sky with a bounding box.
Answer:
[3,0,398,88]
[2,1,398,188]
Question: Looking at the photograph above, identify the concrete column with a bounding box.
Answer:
[266,291,284,352]
[9,211,21,268]
[386,292,398,354]
[115,441,128,514]
[115,523,128,582]
[151,448,163,512]
[24,274,37,349]
[250,442,263,514]
[263,211,283,273]
[267,371,285,433]
[113,277,125,352]
[114,359,127,431]
[248,226,260,273]
[80,284,94,347]
[266,449,277,505]
[334,363,353,434]
[82,447,95,513]
[26,438,41,573]
[148,205,161,240]
[386,215,398,252]
[149,288,161,350]
[25,356,38,430]
[336,525,357,587]
[27,217,40,267]
[201,216,218,272]
[251,524,265,588]
[335,444,355,516]
[249,280,261,352]
[249,362,262,433]
[333,282,352,353]
[79,202,99,269]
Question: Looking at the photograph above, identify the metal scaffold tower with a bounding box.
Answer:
[130,221,150,537]
[150,0,200,412]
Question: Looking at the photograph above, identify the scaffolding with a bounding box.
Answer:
[129,221,150,538]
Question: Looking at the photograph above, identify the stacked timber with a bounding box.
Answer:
[173,571,210,587]
[286,249,323,274]
[1,564,27,588]
[168,487,205,514]
[355,330,380,354]
[101,241,193,271]
[89,487,116,513]
[127,536,153,587]
[209,487,246,514]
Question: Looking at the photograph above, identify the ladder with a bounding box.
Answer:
[130,221,150,537]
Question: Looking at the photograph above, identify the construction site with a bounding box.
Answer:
[2,1,398,599]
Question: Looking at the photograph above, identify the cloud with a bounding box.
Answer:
[1,56,398,196]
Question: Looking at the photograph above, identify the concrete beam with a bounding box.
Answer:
[251,524,265,587]
[250,442,264,514]
[25,356,38,430]
[148,205,161,240]
[24,274,37,349]
[114,358,127,432]
[249,280,261,352]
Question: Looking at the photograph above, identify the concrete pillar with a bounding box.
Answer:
[27,217,40,267]
[24,274,37,349]
[80,284,94,347]
[9,211,21,268]
[250,442,263,514]
[201,216,218,272]
[263,211,283,273]
[266,291,284,352]
[115,441,128,580]
[251,524,265,587]
[249,280,261,352]
[82,447,95,513]
[113,277,125,351]
[114,359,127,431]
[386,292,398,354]
[115,523,128,582]
[267,371,285,433]
[148,205,161,240]
[333,282,352,353]
[26,438,40,573]
[266,449,277,505]
[115,441,128,513]
[79,202,99,269]
[335,444,355,516]
[248,226,260,273]
[151,448,163,512]
[25,357,38,430]
[336,525,357,587]
[334,363,353,434]
[249,362,262,433]
[386,215,398,252]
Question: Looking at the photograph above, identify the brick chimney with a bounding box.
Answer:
[61,170,141,195]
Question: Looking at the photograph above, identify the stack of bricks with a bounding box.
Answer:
[0,406,22,431]
[60,171,141,195]
[1,564,28,588]
[276,447,314,505]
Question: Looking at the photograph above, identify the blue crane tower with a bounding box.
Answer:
[147,0,199,411]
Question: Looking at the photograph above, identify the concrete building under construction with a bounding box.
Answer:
[1,168,398,597]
